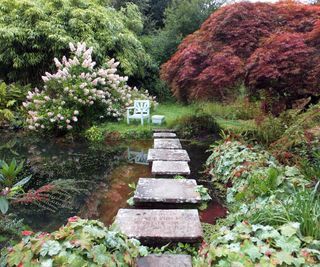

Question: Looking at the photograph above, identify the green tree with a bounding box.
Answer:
[150,0,220,64]
[0,0,151,85]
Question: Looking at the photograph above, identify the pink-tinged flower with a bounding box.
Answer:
[21,230,34,236]
[265,250,272,257]
[1,187,10,196]
[38,232,49,238]
[68,216,79,223]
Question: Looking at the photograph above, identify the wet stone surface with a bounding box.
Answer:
[153,132,177,138]
[154,139,182,149]
[152,161,190,176]
[133,178,201,204]
[114,209,203,244]
[147,149,190,162]
[137,255,192,267]
[153,129,176,133]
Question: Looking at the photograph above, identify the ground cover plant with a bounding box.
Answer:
[196,138,320,266]
[23,42,155,133]
[161,2,320,113]
[3,217,148,266]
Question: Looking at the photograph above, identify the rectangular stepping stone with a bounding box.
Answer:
[147,149,190,162]
[133,178,201,204]
[137,255,192,267]
[114,209,203,244]
[153,132,177,138]
[153,129,176,133]
[152,161,190,176]
[154,139,182,149]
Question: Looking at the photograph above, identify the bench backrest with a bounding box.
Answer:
[134,100,150,115]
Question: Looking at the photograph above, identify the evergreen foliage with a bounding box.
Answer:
[0,0,151,85]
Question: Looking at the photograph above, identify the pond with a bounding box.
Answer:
[0,133,226,233]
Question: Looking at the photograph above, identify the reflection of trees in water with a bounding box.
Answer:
[0,133,127,231]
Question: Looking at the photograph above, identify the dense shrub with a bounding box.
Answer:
[0,82,30,126]
[23,43,155,133]
[175,112,220,139]
[161,2,320,111]
[0,0,151,84]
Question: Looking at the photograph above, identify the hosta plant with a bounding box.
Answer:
[23,42,156,133]
[4,217,148,267]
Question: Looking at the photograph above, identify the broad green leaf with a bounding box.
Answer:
[273,251,294,265]
[91,244,108,265]
[0,196,9,214]
[13,175,32,187]
[242,240,261,261]
[279,222,300,237]
[40,240,61,256]
[275,236,301,253]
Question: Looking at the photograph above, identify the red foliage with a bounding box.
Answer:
[161,1,320,106]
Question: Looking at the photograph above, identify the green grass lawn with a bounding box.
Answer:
[96,102,257,139]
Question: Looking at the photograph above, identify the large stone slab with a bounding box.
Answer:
[154,139,182,149]
[153,129,176,133]
[137,255,192,267]
[153,132,177,138]
[114,209,203,244]
[152,161,190,176]
[133,178,201,204]
[147,149,190,162]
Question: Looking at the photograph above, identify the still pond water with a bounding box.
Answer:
[1,133,226,232]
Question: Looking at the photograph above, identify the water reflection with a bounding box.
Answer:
[127,147,149,165]
[0,134,226,232]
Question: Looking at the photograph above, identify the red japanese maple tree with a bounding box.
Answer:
[161,1,320,112]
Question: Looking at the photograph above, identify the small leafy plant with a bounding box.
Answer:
[4,217,148,266]
[195,185,212,210]
[193,222,320,266]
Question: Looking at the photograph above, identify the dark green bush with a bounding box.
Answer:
[176,112,220,139]
[0,0,151,84]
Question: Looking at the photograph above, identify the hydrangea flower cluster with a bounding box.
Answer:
[23,42,156,132]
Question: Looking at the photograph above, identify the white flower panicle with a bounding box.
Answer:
[24,42,156,131]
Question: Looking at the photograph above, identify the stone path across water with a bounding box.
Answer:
[114,130,203,266]
[153,132,177,138]
[154,138,182,149]
[152,160,190,176]
[115,209,203,244]
[147,149,190,162]
[137,255,192,267]
[133,178,201,204]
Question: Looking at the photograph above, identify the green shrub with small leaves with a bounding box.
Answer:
[0,0,152,84]
[85,126,105,142]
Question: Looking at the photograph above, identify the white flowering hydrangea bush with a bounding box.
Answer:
[23,42,156,132]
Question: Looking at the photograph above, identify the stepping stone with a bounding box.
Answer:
[147,149,190,162]
[154,139,182,149]
[152,161,190,176]
[137,255,192,267]
[114,209,203,244]
[153,132,177,138]
[153,129,176,133]
[133,178,201,204]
